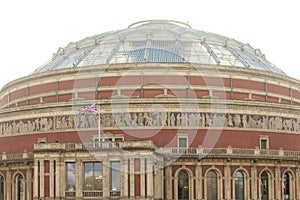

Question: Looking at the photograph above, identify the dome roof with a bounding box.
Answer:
[33,20,285,75]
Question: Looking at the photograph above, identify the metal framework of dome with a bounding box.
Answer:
[33,20,285,75]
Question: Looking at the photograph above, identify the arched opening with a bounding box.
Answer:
[178,170,189,200]
[234,171,245,200]
[283,172,290,200]
[260,171,269,200]
[206,171,218,200]
[0,175,4,200]
[15,174,24,200]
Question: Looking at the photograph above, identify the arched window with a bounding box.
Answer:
[206,171,218,200]
[260,171,269,200]
[283,172,290,200]
[0,175,4,200]
[15,174,24,200]
[178,170,189,200]
[234,171,245,200]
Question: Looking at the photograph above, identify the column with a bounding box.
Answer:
[40,160,44,198]
[49,160,54,198]
[165,165,172,200]
[6,168,11,200]
[154,167,164,199]
[26,166,32,200]
[55,159,61,198]
[103,160,110,198]
[224,164,231,199]
[140,158,145,197]
[196,163,202,200]
[146,159,154,197]
[33,160,39,199]
[77,160,83,198]
[129,158,135,198]
[296,166,300,200]
[275,166,281,199]
[251,164,257,200]
[121,159,128,197]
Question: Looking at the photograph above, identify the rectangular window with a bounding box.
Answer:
[260,139,268,150]
[110,161,121,196]
[84,162,103,191]
[66,163,76,192]
[178,137,188,148]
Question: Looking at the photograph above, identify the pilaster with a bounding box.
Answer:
[251,164,257,200]
[130,158,135,197]
[146,159,154,197]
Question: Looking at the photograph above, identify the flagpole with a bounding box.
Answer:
[98,109,101,143]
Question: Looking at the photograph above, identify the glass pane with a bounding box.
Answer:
[179,137,187,148]
[84,163,93,190]
[178,170,189,200]
[234,171,244,200]
[261,139,267,149]
[207,171,218,200]
[111,161,121,191]
[94,162,103,190]
[84,162,103,191]
[66,163,76,191]
[261,171,269,200]
[283,173,290,200]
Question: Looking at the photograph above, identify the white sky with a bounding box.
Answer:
[0,0,299,89]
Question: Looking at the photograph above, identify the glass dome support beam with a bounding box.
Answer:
[72,45,95,67]
[106,40,123,64]
[202,42,220,64]
[225,46,251,68]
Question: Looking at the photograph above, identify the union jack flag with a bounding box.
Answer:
[79,103,98,114]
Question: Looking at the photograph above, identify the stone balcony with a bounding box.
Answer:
[3,142,300,163]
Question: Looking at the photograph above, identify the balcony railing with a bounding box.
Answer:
[83,190,103,197]
[158,146,300,160]
[5,142,300,162]
[0,150,33,161]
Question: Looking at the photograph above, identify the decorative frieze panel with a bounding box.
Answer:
[0,112,299,136]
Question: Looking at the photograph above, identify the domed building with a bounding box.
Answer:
[0,20,300,200]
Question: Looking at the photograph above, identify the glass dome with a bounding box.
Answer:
[33,20,285,75]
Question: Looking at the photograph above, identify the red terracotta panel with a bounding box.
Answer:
[78,92,96,100]
[233,79,264,91]
[143,89,163,98]
[134,174,141,196]
[1,95,9,106]
[121,89,142,97]
[267,96,278,103]
[74,78,97,89]
[28,98,40,105]
[232,92,249,100]
[191,90,209,98]
[98,77,120,87]
[213,91,230,99]
[190,76,230,87]
[58,94,73,101]
[10,88,27,101]
[98,91,115,99]
[281,99,291,104]
[112,76,141,86]
[252,94,265,101]
[44,175,50,197]
[168,89,186,98]
[292,89,300,100]
[29,82,56,95]
[268,84,290,96]
[144,75,187,85]
[43,96,57,103]
[59,80,75,90]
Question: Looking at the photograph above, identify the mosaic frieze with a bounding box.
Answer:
[0,112,299,136]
